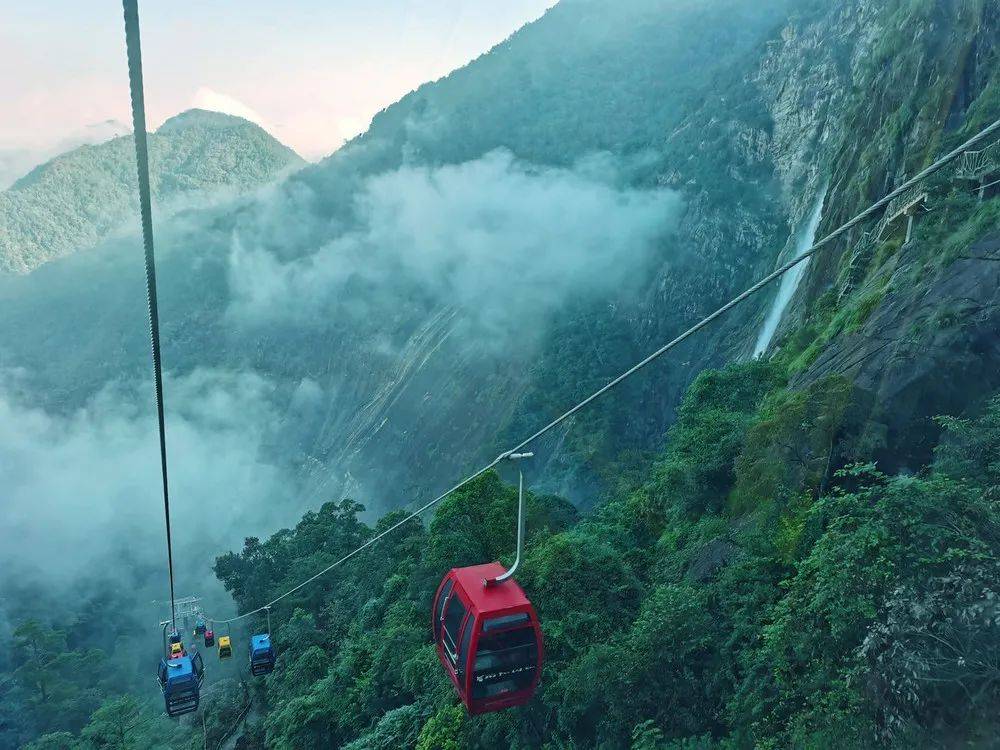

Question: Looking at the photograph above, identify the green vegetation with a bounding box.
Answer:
[920,191,1000,266]
[781,283,887,374]
[3,0,1000,748]
[12,367,1000,748]
[0,109,302,273]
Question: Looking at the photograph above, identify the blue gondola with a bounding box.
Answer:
[249,634,276,676]
[194,616,207,636]
[158,652,205,717]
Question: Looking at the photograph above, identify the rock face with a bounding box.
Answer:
[0,110,303,273]
[799,232,1000,472]
[762,0,1000,474]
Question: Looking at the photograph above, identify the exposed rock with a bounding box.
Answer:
[798,233,1000,472]
[686,537,739,583]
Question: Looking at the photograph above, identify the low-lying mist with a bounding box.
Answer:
[0,368,317,626]
[226,149,681,345]
[0,143,682,635]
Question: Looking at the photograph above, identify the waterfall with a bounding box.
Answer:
[753,185,827,357]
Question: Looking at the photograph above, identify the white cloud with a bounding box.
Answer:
[0,368,315,598]
[190,86,269,128]
[226,149,683,341]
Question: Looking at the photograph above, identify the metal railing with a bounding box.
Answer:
[955,138,1000,181]
[840,184,930,297]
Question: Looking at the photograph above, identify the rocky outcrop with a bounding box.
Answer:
[797,232,1000,472]
[751,0,999,359]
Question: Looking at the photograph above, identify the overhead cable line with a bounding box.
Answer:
[123,0,178,630]
[206,117,1000,626]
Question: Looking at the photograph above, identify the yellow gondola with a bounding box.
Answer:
[218,635,233,660]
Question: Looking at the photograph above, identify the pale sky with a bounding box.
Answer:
[0,1,557,160]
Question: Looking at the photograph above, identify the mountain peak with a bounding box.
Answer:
[0,106,303,273]
[156,108,257,133]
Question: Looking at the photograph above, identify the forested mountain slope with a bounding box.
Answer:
[0,0,804,516]
[0,119,130,191]
[3,0,1000,747]
[0,109,302,273]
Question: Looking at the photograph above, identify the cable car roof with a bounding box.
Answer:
[162,656,194,680]
[251,634,272,650]
[450,563,532,613]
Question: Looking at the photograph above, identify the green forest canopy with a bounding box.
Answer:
[12,360,1000,748]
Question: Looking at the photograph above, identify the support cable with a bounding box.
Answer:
[123,0,177,630]
[206,119,1000,625]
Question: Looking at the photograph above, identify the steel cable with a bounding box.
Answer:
[205,119,1000,624]
[123,0,178,630]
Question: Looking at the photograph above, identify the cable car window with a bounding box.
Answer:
[442,593,467,663]
[457,614,474,673]
[482,613,530,632]
[435,579,453,640]
[472,626,537,699]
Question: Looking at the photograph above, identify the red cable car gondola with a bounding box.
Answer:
[432,562,543,714]
[432,453,542,714]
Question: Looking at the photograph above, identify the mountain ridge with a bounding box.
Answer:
[0,108,303,274]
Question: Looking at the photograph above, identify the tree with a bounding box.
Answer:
[934,394,1000,490]
[341,703,428,750]
[22,732,79,750]
[79,696,150,750]
[647,361,783,517]
[731,376,854,513]
[732,466,1000,746]
[631,721,665,750]
[415,705,465,750]
[12,620,66,707]
[860,562,1000,743]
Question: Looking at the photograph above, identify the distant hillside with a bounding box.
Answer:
[0,109,303,273]
[0,120,130,191]
[0,0,798,512]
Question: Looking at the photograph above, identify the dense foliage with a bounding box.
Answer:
[13,364,999,749]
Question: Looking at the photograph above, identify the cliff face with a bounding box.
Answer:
[583,0,1000,493]
[758,0,1000,472]
[798,231,1000,472]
